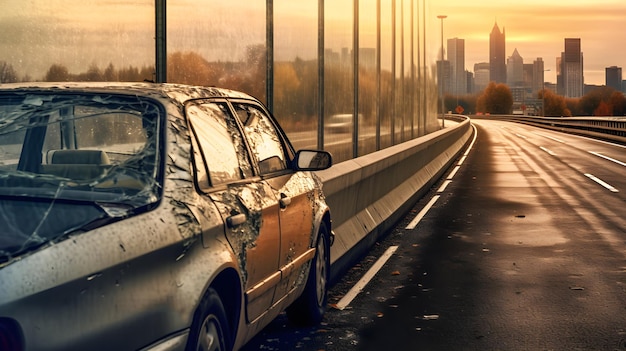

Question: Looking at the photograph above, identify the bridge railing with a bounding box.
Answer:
[317,116,473,282]
[472,115,626,144]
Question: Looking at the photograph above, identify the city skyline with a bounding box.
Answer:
[431,0,626,86]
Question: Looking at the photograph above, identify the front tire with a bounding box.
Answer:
[286,222,330,326]
[186,288,232,351]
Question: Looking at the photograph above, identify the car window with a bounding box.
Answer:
[0,93,161,205]
[232,103,287,175]
[187,101,252,187]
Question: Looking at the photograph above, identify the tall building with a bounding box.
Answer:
[606,66,622,91]
[531,58,545,94]
[506,48,524,87]
[447,38,466,95]
[489,22,506,84]
[558,38,584,98]
[473,62,490,93]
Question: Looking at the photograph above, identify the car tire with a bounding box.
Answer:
[286,222,330,326]
[186,287,232,351]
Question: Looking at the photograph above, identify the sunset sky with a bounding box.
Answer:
[429,0,626,85]
[1,1,624,86]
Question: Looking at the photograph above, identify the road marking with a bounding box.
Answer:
[437,180,452,193]
[405,195,440,230]
[589,151,626,167]
[515,133,527,139]
[447,165,461,179]
[333,245,399,310]
[584,173,619,193]
[457,155,467,165]
[540,146,557,156]
[535,133,564,143]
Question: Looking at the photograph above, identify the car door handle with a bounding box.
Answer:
[226,213,246,228]
[279,193,291,209]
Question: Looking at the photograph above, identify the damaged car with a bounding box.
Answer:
[0,82,333,351]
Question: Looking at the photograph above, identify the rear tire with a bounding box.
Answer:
[286,222,330,326]
[186,288,232,351]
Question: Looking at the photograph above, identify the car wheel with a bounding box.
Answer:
[187,288,232,351]
[286,222,329,326]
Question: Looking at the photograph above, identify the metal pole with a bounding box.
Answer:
[155,0,167,83]
[437,15,446,128]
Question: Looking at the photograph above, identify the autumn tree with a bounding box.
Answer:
[540,89,571,117]
[477,82,513,114]
[609,91,626,116]
[578,87,615,116]
[593,101,612,116]
[167,51,216,86]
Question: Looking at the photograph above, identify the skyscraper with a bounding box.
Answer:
[506,48,524,87]
[474,62,490,93]
[531,58,545,94]
[489,22,506,84]
[606,66,622,91]
[447,38,466,95]
[558,38,584,98]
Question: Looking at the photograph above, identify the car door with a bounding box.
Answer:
[230,102,316,302]
[186,100,281,323]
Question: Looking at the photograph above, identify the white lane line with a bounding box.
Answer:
[447,165,461,180]
[540,146,557,156]
[589,151,626,167]
[584,173,619,193]
[535,133,564,143]
[463,124,478,157]
[457,155,467,165]
[405,195,440,230]
[437,180,452,193]
[515,133,527,139]
[333,245,399,310]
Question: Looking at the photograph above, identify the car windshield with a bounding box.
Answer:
[0,91,163,263]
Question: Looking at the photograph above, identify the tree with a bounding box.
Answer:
[477,82,513,114]
[103,63,118,81]
[609,91,626,116]
[578,87,615,116]
[45,64,70,82]
[0,61,18,83]
[541,89,571,117]
[594,101,612,116]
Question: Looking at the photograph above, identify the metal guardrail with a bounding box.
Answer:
[317,117,473,283]
[471,115,626,144]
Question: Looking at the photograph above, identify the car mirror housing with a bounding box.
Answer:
[294,150,332,171]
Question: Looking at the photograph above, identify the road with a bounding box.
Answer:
[242,118,626,350]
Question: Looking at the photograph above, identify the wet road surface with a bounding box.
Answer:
[242,119,626,350]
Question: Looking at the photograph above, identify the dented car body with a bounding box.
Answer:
[0,82,332,351]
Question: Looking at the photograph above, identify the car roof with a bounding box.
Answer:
[0,82,257,104]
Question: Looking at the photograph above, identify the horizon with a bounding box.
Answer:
[1,1,624,87]
[430,0,626,86]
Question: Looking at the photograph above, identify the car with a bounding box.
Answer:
[0,82,333,351]
[325,113,353,134]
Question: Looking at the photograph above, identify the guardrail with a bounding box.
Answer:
[471,115,626,144]
[317,116,473,283]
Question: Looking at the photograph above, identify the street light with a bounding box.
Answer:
[542,69,551,116]
[437,15,447,128]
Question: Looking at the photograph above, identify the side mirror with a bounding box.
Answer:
[294,150,332,171]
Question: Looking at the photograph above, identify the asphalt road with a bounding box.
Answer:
[242,119,626,351]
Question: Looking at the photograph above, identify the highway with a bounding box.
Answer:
[242,118,626,350]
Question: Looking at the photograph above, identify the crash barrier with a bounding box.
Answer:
[317,115,473,283]
[472,115,626,144]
